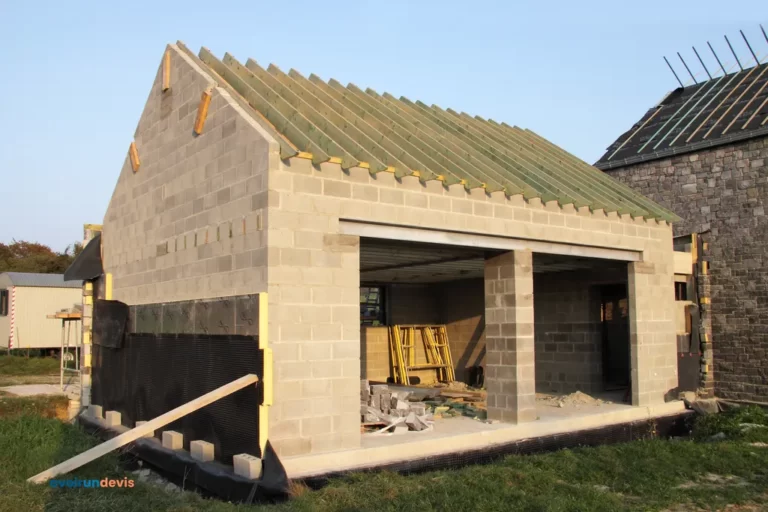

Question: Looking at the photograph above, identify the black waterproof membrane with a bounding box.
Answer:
[93,300,129,349]
[92,333,263,462]
[78,415,290,503]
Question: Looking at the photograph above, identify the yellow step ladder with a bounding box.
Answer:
[388,325,456,385]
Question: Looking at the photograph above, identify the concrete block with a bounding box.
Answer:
[104,410,121,427]
[370,384,388,394]
[162,431,184,450]
[89,405,103,419]
[405,412,426,431]
[190,440,215,462]
[233,453,262,480]
[395,399,410,410]
[135,420,155,438]
[410,403,427,416]
[393,424,409,435]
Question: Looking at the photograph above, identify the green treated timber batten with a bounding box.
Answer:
[430,104,579,205]
[455,111,597,210]
[347,84,483,189]
[522,127,677,222]
[493,120,646,216]
[243,59,390,173]
[198,48,328,162]
[403,99,538,198]
[368,89,506,192]
[425,102,567,201]
[511,124,669,218]
[374,91,516,194]
[323,78,454,183]
[309,74,441,181]
[502,124,647,218]
[176,43,297,160]
[222,54,352,168]
[265,64,411,176]
[479,118,629,216]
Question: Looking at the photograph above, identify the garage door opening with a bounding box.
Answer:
[357,237,635,435]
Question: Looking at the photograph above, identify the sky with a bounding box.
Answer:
[0,1,765,251]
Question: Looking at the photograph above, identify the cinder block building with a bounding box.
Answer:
[89,42,687,471]
[595,59,768,403]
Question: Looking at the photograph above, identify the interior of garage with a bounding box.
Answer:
[358,238,632,406]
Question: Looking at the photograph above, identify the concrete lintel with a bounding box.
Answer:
[340,220,641,262]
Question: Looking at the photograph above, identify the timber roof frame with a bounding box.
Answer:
[177,42,678,223]
[596,60,768,170]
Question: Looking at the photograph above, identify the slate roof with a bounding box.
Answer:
[1,272,82,288]
[177,42,678,222]
[596,61,768,170]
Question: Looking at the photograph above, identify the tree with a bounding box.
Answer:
[0,240,83,274]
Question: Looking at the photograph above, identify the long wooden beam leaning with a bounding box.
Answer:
[27,373,259,484]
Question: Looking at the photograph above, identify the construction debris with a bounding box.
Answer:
[360,380,434,433]
[536,391,609,408]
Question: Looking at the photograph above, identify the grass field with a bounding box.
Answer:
[0,402,766,512]
[0,355,59,377]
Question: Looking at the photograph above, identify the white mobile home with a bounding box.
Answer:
[0,272,82,350]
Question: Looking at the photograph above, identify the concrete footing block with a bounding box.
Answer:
[135,420,154,438]
[104,410,121,427]
[89,404,103,419]
[162,431,184,450]
[233,453,262,480]
[190,440,214,462]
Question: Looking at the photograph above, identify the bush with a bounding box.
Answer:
[692,405,768,442]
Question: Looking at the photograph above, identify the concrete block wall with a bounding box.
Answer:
[267,153,678,456]
[438,279,486,384]
[102,44,275,304]
[360,327,389,381]
[534,276,603,394]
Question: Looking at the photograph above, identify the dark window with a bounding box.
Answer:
[675,282,687,301]
[0,290,8,316]
[360,286,385,326]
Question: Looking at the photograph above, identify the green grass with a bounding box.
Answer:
[0,394,69,420]
[0,405,767,512]
[0,355,59,377]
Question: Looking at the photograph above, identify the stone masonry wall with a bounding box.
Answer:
[102,44,275,304]
[604,136,768,402]
[266,151,678,456]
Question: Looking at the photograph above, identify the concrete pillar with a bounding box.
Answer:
[627,260,678,406]
[484,249,536,424]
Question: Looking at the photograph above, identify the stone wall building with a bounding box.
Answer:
[595,60,768,403]
[90,42,685,464]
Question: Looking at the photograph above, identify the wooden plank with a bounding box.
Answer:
[27,373,259,484]
[129,142,140,173]
[193,88,213,135]
[162,49,171,92]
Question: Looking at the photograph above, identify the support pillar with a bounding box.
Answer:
[484,250,536,424]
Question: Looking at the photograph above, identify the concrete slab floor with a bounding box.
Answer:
[281,400,686,479]
[0,382,80,398]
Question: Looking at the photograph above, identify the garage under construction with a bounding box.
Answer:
[63,41,692,491]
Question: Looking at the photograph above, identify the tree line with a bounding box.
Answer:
[0,240,83,274]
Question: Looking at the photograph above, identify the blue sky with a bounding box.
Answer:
[0,1,765,251]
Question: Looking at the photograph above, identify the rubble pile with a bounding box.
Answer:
[360,380,433,433]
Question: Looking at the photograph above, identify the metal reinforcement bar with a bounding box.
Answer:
[27,374,259,484]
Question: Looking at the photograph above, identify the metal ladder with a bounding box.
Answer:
[388,325,456,385]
